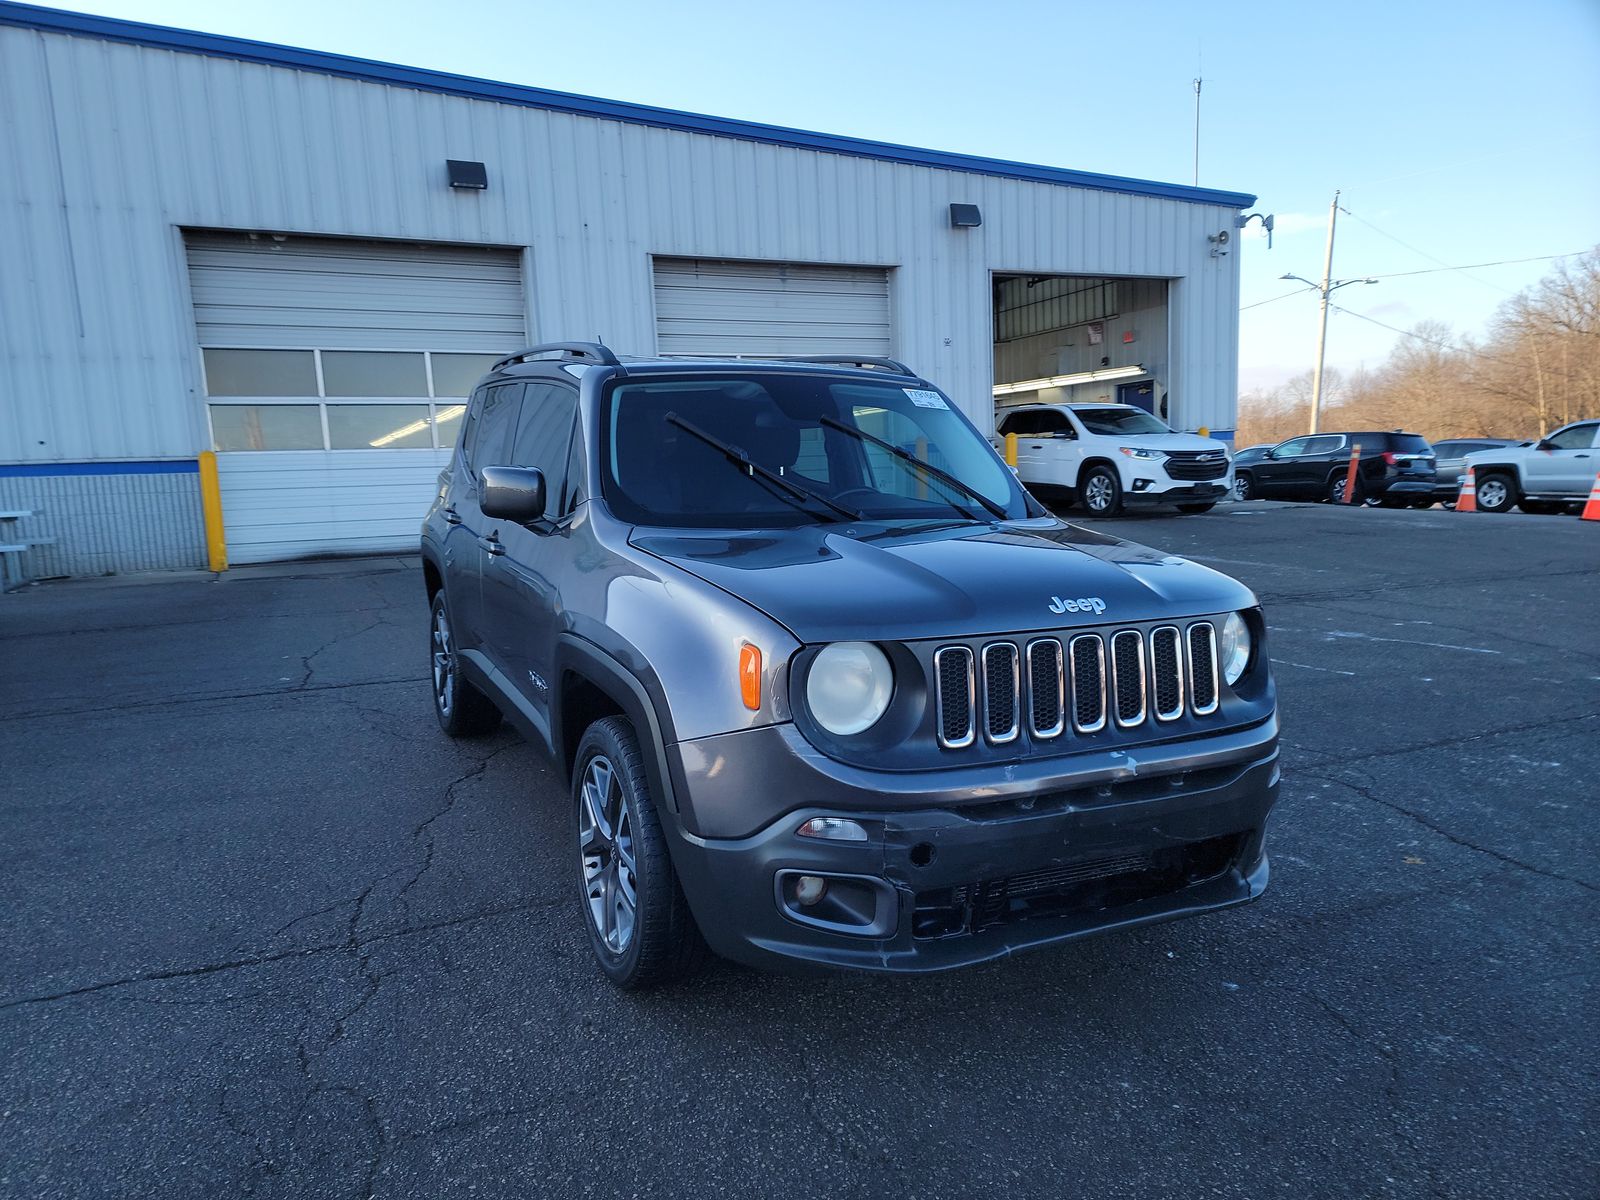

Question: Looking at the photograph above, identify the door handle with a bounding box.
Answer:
[442,505,462,526]
[478,534,505,557]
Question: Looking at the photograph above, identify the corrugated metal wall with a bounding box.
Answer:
[0,466,206,578]
[0,21,1245,538]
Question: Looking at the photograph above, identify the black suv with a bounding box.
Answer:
[421,344,1279,987]
[1232,431,1436,505]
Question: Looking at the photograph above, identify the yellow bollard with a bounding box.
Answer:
[1004,432,1019,467]
[198,450,228,573]
[1198,426,1210,438]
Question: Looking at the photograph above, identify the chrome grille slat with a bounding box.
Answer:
[1025,638,1064,738]
[1187,622,1219,715]
[932,619,1230,750]
[1110,630,1147,727]
[981,643,1020,744]
[1148,626,1185,721]
[934,646,976,748]
[1068,634,1107,733]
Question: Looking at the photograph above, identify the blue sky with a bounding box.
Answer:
[62,0,1600,392]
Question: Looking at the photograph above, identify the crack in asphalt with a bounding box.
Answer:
[3,674,431,724]
[297,616,395,690]
[0,897,552,1012]
[1296,766,1598,895]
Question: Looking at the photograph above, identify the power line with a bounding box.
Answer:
[1240,285,1318,312]
[1339,208,1515,296]
[1365,252,1585,281]
[1327,302,1521,367]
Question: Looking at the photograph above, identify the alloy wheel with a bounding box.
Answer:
[1233,475,1251,501]
[1478,479,1508,510]
[578,755,637,954]
[1085,474,1113,512]
[431,605,455,716]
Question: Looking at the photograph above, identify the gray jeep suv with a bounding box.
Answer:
[420,343,1280,988]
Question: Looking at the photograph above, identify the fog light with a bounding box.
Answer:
[796,817,868,842]
[794,875,828,906]
[1132,478,1153,492]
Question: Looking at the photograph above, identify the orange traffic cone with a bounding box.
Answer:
[1456,465,1478,513]
[1581,472,1600,522]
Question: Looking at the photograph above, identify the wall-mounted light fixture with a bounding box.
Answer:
[949,203,982,229]
[447,160,488,190]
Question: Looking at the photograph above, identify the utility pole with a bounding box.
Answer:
[1308,190,1340,435]
[1192,78,1202,186]
[1280,190,1377,435]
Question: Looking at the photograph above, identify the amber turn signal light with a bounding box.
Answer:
[739,642,762,710]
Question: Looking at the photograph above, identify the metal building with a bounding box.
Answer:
[0,2,1254,574]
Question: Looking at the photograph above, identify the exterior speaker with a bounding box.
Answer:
[447,160,488,190]
[949,203,982,228]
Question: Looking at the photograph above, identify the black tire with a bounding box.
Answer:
[1409,499,1435,509]
[1079,465,1124,516]
[1327,473,1353,504]
[429,591,502,737]
[573,716,708,989]
[1474,472,1517,514]
[1232,472,1255,502]
[1176,503,1217,514]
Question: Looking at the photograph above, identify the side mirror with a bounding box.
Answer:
[480,465,546,524]
[1265,448,1280,459]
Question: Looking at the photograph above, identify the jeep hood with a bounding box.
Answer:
[630,519,1257,643]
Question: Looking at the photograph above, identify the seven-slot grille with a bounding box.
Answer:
[934,620,1227,749]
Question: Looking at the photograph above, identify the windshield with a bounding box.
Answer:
[601,373,1032,528]
[1390,434,1433,454]
[1072,407,1172,436]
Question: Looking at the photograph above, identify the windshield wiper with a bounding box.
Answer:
[818,416,1011,522]
[665,413,864,522]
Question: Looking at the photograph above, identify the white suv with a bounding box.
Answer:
[994,403,1233,516]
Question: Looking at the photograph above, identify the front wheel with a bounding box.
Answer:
[1079,466,1124,516]
[1232,472,1255,502]
[574,716,707,989]
[1475,473,1517,513]
[1176,502,1217,514]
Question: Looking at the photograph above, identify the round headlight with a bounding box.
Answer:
[1220,611,1252,686]
[806,642,893,735]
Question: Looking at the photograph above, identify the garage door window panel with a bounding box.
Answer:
[203,349,318,397]
[326,403,433,449]
[209,404,324,451]
[431,353,503,397]
[321,351,427,397]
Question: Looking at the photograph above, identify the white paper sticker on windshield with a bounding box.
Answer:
[904,389,947,409]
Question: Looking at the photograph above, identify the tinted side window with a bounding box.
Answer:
[1306,436,1344,456]
[459,386,488,466]
[470,383,523,476]
[997,413,1021,437]
[1275,437,1311,457]
[1547,423,1598,450]
[509,382,579,512]
[999,411,1037,437]
[1038,411,1073,436]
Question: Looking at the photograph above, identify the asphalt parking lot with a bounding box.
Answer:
[2,502,1596,1199]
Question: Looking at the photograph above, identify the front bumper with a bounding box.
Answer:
[664,717,1279,973]
[1123,480,1230,507]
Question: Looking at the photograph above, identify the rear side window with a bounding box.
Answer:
[1305,436,1345,455]
[998,411,1035,437]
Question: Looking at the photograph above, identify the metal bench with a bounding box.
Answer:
[0,510,41,592]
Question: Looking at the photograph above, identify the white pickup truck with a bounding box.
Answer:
[994,403,1233,516]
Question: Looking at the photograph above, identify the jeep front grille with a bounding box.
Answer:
[933,620,1224,749]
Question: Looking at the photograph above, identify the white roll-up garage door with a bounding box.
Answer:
[187,232,526,564]
[653,258,891,358]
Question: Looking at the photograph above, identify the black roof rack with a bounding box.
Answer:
[492,341,621,372]
[783,355,919,376]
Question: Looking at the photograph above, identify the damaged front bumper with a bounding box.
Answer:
[664,718,1279,973]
